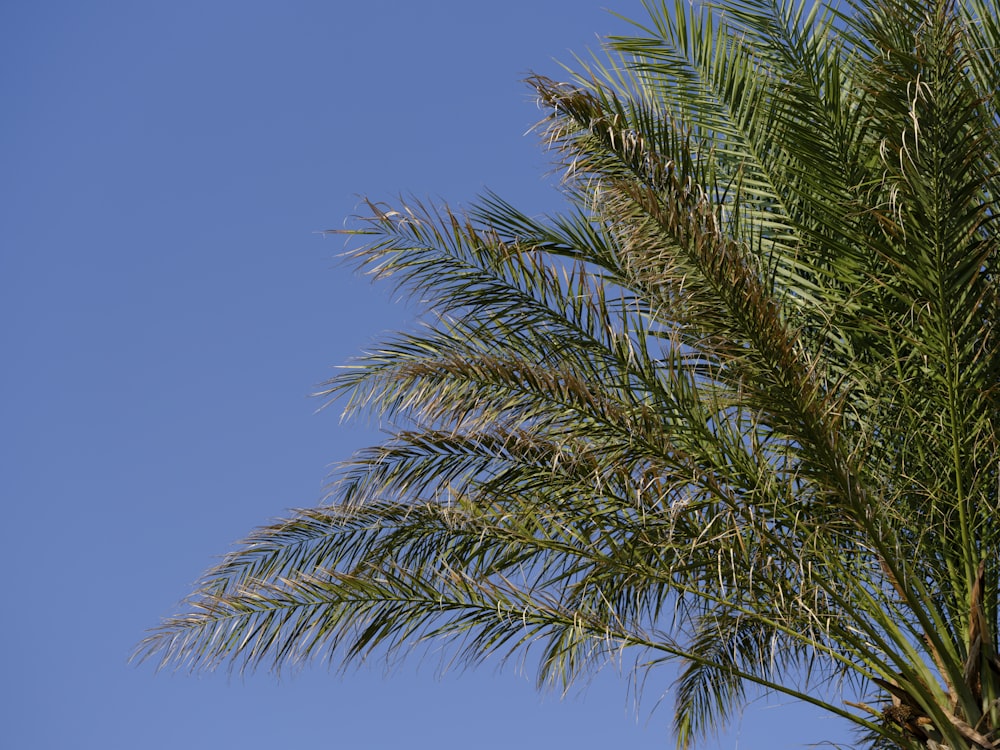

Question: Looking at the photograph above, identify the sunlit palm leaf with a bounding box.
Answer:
[138,1,1000,747]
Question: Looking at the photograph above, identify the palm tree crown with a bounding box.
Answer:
[138,0,1000,747]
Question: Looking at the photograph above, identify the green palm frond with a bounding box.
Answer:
[138,1,1000,747]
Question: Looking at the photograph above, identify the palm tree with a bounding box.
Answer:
[137,0,1000,747]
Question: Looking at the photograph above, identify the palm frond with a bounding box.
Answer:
[139,1,1000,747]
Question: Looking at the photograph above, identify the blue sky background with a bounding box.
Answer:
[3,3,854,748]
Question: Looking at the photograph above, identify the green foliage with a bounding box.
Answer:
[138,1,1000,747]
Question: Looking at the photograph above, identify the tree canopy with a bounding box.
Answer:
[138,0,1000,747]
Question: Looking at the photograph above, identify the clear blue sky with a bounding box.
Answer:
[3,3,854,748]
